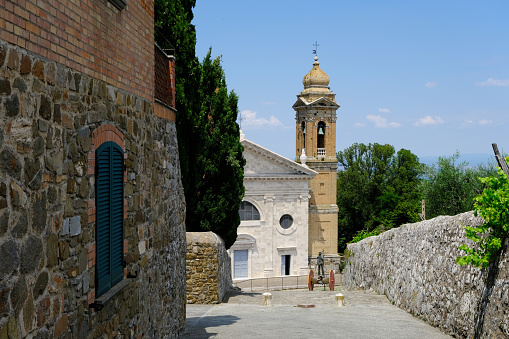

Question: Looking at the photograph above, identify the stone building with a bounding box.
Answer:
[0,0,186,337]
[230,136,317,279]
[229,56,340,280]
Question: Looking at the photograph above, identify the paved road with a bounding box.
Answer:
[183,288,451,338]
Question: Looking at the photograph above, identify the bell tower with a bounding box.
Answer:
[293,56,339,257]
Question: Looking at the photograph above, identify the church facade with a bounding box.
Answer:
[229,56,339,280]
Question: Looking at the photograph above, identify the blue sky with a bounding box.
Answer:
[193,1,509,163]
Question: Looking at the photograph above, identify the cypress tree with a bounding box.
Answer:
[154,1,245,248]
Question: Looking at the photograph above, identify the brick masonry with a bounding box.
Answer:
[0,41,186,338]
[0,0,155,101]
[344,212,509,338]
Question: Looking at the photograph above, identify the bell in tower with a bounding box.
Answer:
[293,55,340,261]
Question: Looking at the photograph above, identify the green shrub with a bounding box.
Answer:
[349,229,381,243]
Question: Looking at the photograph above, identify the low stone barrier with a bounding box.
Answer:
[186,232,233,304]
[344,211,509,338]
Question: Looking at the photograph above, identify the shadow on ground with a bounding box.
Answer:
[183,315,240,338]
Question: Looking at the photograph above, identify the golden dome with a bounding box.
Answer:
[303,56,330,88]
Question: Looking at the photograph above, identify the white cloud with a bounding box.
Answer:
[354,122,365,128]
[459,120,475,128]
[413,115,444,126]
[240,110,284,128]
[366,115,401,128]
[460,118,494,128]
[425,81,438,88]
[378,108,390,113]
[476,78,509,87]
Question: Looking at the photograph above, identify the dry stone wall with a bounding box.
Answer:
[0,42,187,338]
[186,232,233,304]
[344,211,509,338]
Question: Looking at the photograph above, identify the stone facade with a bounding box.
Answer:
[0,0,187,335]
[344,212,509,338]
[230,137,316,280]
[186,232,233,304]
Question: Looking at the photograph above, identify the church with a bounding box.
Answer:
[229,56,340,280]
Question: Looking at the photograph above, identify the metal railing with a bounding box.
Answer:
[233,273,345,292]
[154,43,175,109]
[233,275,308,292]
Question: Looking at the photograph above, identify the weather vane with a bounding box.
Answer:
[312,41,319,56]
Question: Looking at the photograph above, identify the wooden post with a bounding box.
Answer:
[418,199,425,221]
[492,143,509,179]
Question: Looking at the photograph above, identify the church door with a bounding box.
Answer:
[234,250,248,279]
[281,255,291,276]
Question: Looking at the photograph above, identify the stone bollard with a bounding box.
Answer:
[262,292,272,306]
[335,293,345,307]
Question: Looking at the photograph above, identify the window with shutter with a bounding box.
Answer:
[95,141,125,297]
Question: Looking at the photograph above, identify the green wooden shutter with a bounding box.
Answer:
[96,141,124,297]
[110,144,124,286]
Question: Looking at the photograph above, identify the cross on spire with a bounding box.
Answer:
[238,111,244,129]
[312,41,319,56]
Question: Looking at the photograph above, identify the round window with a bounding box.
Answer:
[279,214,293,229]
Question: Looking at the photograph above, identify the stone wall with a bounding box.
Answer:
[344,212,509,338]
[0,42,187,338]
[186,232,233,304]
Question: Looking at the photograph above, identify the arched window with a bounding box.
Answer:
[317,121,326,149]
[239,201,260,221]
[96,141,125,297]
[301,121,306,149]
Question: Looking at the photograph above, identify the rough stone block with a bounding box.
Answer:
[0,44,6,66]
[7,49,19,70]
[20,236,43,273]
[5,93,19,117]
[53,314,68,338]
[13,78,26,92]
[70,216,81,236]
[0,240,19,275]
[34,272,49,299]
[32,61,45,81]
[20,54,31,74]
[0,78,11,95]
[62,218,70,235]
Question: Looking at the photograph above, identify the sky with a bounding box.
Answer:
[192,1,509,164]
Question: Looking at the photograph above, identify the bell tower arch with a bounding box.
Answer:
[293,56,340,258]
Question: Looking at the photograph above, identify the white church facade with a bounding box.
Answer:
[229,137,317,279]
[229,56,340,280]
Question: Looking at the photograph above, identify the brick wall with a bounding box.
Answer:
[0,0,155,100]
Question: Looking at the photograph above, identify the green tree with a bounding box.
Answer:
[189,51,245,248]
[336,143,421,251]
[154,1,245,248]
[418,152,496,219]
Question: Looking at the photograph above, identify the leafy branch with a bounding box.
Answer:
[456,157,509,268]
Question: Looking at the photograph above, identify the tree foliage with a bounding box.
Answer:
[418,152,497,219]
[336,143,421,251]
[154,1,245,248]
[456,161,509,268]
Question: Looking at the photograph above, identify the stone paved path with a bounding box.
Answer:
[183,288,452,338]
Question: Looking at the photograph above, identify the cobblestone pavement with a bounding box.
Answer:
[183,288,452,338]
